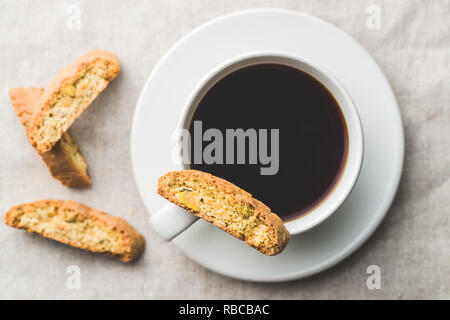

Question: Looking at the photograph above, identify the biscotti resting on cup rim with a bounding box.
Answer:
[158,170,290,255]
[9,87,91,187]
[4,200,145,263]
[28,50,120,153]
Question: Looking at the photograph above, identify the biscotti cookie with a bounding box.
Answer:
[5,200,145,263]
[157,170,290,255]
[28,50,120,153]
[9,87,91,187]
[40,133,91,187]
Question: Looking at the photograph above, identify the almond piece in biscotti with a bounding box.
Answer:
[4,200,145,263]
[28,50,120,153]
[157,170,290,255]
[9,87,91,187]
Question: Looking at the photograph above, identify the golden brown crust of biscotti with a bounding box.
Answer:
[4,199,145,263]
[39,133,91,187]
[9,87,91,187]
[28,50,120,153]
[8,87,43,126]
[157,170,290,255]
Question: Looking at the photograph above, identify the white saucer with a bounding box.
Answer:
[131,9,404,282]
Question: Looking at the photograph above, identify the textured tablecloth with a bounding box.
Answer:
[0,0,449,299]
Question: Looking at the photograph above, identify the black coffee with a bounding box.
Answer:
[189,63,348,221]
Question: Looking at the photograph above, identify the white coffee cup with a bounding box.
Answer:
[150,51,363,241]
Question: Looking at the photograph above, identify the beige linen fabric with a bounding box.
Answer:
[0,0,448,299]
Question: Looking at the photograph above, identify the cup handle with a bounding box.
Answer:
[149,203,198,241]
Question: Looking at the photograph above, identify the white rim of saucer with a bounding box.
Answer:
[131,8,405,282]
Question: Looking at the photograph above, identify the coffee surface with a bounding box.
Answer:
[189,63,348,221]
